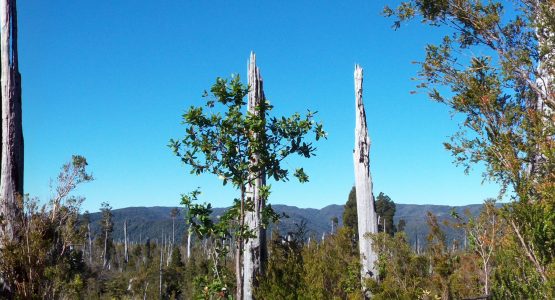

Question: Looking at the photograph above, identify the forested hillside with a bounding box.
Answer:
[87,203,484,247]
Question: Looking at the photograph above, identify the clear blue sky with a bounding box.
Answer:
[20,1,500,212]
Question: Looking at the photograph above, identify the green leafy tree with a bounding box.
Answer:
[343,187,358,234]
[345,189,397,236]
[384,0,555,296]
[375,192,396,235]
[170,61,325,297]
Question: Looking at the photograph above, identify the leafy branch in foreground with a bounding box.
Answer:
[384,0,555,296]
[169,75,325,187]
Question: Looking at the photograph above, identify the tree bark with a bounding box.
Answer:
[0,0,23,247]
[172,216,175,245]
[236,188,244,300]
[0,2,22,293]
[353,65,378,288]
[242,52,267,300]
[159,246,163,298]
[124,219,128,263]
[88,223,93,265]
[187,228,192,260]
[103,228,108,269]
[143,282,149,300]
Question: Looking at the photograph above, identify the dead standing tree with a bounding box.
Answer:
[242,52,268,300]
[123,219,129,264]
[353,65,378,292]
[0,0,23,294]
[0,0,23,247]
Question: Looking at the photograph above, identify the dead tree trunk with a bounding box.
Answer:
[159,246,163,298]
[172,218,175,245]
[124,219,129,263]
[143,282,149,300]
[88,223,93,264]
[353,65,378,289]
[187,228,192,259]
[0,0,23,248]
[103,228,108,269]
[242,52,267,300]
[236,187,245,300]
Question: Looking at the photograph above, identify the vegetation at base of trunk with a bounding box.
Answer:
[0,156,92,299]
[2,168,552,299]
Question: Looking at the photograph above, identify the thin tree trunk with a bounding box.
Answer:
[143,282,148,300]
[483,260,489,295]
[510,219,547,282]
[172,216,175,245]
[415,230,420,254]
[243,52,267,300]
[124,219,128,263]
[463,228,467,250]
[167,234,171,267]
[353,65,379,291]
[103,228,108,269]
[0,0,23,251]
[159,246,163,298]
[187,229,192,259]
[236,188,244,300]
[88,223,93,265]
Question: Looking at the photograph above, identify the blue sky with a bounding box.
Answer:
[20,1,500,212]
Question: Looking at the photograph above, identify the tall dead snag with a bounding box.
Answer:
[0,0,23,248]
[124,219,129,263]
[242,52,267,300]
[187,228,192,259]
[353,65,378,288]
[88,222,93,264]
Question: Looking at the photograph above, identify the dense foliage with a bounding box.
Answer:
[0,159,551,299]
[385,0,555,297]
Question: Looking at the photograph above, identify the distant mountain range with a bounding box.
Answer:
[87,203,485,248]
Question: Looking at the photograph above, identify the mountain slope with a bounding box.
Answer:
[87,203,485,248]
